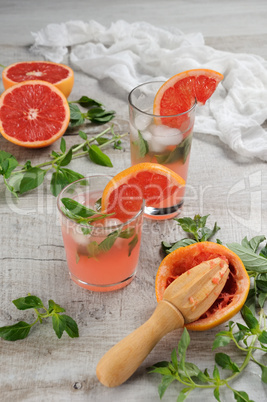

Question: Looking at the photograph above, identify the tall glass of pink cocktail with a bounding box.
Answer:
[57,175,144,292]
[129,81,196,218]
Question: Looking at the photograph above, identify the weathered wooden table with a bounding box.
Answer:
[0,1,267,401]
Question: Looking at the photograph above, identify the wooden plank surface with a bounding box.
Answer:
[0,1,267,401]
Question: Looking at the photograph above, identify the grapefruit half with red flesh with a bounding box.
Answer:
[0,80,70,148]
[2,61,74,98]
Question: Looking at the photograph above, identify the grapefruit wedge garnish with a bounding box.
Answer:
[0,80,70,148]
[153,69,223,127]
[101,162,185,221]
[155,241,250,331]
[2,61,74,97]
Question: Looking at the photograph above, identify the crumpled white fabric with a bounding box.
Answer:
[31,20,267,161]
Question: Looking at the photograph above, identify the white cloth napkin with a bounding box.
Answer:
[31,20,267,161]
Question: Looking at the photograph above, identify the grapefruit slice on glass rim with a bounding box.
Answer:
[153,68,224,128]
[101,162,185,221]
[0,80,70,148]
[2,61,74,98]
[155,241,250,331]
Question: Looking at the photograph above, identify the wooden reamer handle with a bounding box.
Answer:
[96,300,184,387]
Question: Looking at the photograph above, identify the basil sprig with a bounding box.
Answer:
[0,295,79,341]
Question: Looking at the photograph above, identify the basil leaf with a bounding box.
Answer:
[233,390,252,402]
[48,300,65,314]
[227,243,267,273]
[88,144,113,167]
[86,107,115,123]
[260,244,267,258]
[61,198,96,218]
[60,137,66,153]
[212,335,232,349]
[13,295,44,310]
[128,234,138,256]
[96,137,110,145]
[241,235,266,252]
[78,130,87,140]
[162,238,196,254]
[0,150,18,178]
[0,321,31,341]
[60,168,84,184]
[50,169,70,197]
[214,388,221,402]
[19,167,46,194]
[71,96,102,108]
[158,375,175,399]
[241,305,259,331]
[215,353,240,373]
[258,330,267,344]
[58,148,73,167]
[52,314,66,339]
[178,328,190,366]
[256,273,267,293]
[61,314,79,338]
[258,292,267,308]
[69,104,85,127]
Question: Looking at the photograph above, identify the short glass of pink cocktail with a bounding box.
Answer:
[57,175,145,292]
[129,81,196,218]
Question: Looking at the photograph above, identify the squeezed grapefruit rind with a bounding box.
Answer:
[155,241,250,331]
[0,80,70,148]
[2,61,74,98]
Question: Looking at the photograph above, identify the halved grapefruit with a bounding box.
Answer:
[0,80,70,148]
[153,69,223,128]
[2,61,74,98]
[101,163,185,221]
[155,241,250,331]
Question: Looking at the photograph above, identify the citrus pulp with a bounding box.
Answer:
[101,162,185,221]
[0,80,70,148]
[2,61,74,97]
[155,241,250,330]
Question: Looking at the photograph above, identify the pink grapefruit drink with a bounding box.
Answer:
[57,176,144,292]
[128,81,196,218]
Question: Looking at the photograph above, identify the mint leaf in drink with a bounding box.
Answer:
[61,198,96,218]
[119,227,135,239]
[13,295,44,310]
[135,130,149,158]
[0,295,79,341]
[0,321,31,341]
[128,234,138,256]
[155,134,192,164]
[88,144,113,167]
[99,230,120,253]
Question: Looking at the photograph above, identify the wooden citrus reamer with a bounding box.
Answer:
[96,257,229,388]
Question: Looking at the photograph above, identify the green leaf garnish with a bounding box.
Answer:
[88,144,113,167]
[0,294,79,341]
